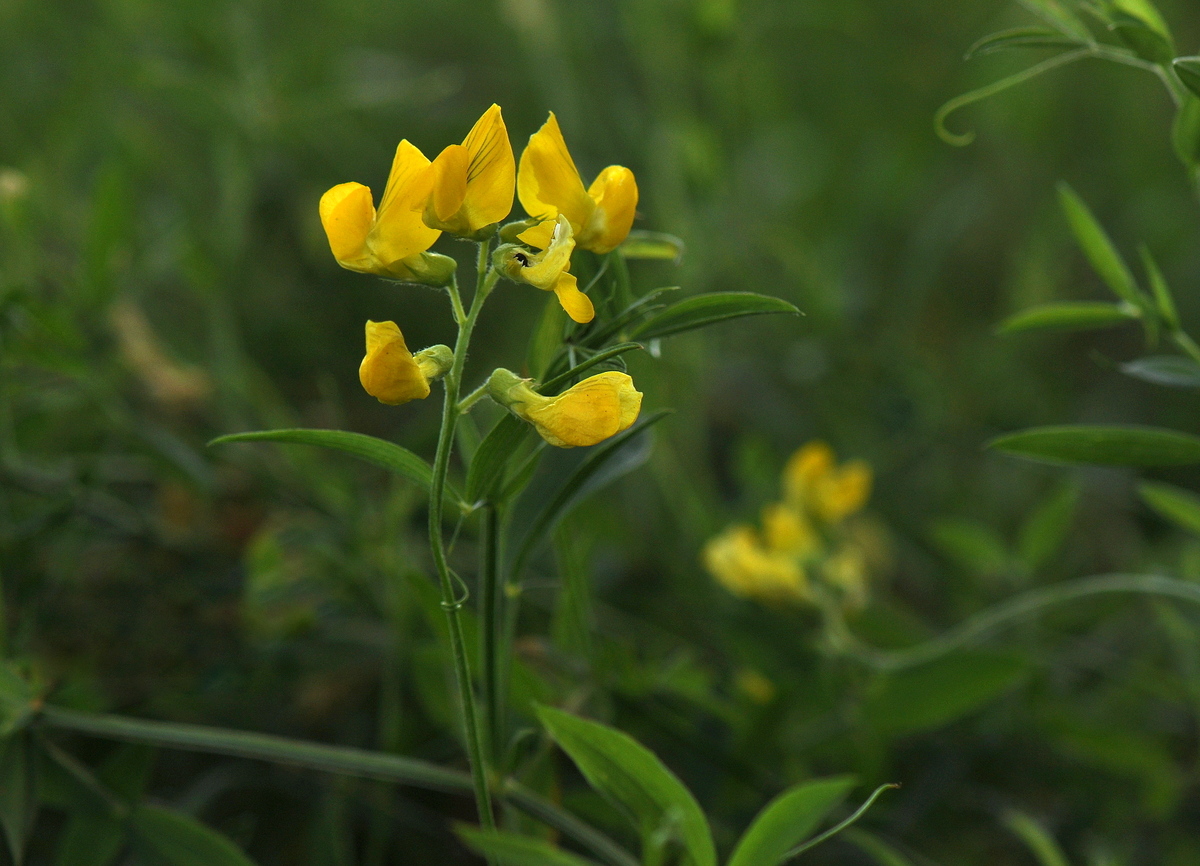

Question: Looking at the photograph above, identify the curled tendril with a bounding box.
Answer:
[935,48,1092,146]
[441,569,472,610]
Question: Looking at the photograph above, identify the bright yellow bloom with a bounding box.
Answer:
[320,142,455,286]
[703,526,809,603]
[418,104,515,237]
[489,368,642,448]
[783,441,872,524]
[359,321,452,405]
[497,215,595,323]
[516,112,638,254]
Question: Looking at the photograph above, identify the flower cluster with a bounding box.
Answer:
[318,105,643,448]
[704,442,874,608]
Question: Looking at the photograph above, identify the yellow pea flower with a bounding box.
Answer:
[496,215,595,323]
[783,441,872,525]
[702,526,809,603]
[319,141,455,286]
[418,104,516,237]
[359,321,452,405]
[488,367,642,448]
[760,503,818,557]
[516,112,638,254]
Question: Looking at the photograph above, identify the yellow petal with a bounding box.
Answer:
[582,165,638,253]
[814,460,872,523]
[515,218,556,250]
[517,112,595,232]
[319,182,377,270]
[783,441,835,507]
[516,215,575,290]
[359,320,431,405]
[761,503,817,555]
[522,371,639,448]
[426,143,470,225]
[460,103,515,231]
[369,140,441,268]
[552,272,595,324]
[703,525,808,602]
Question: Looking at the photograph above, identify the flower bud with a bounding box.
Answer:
[359,320,450,405]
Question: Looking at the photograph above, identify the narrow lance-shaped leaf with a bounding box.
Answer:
[1175,58,1200,101]
[1015,0,1092,42]
[630,292,800,340]
[536,706,716,866]
[1139,482,1200,537]
[466,415,533,505]
[0,735,35,865]
[965,27,1083,59]
[726,776,855,866]
[456,827,603,866]
[1120,356,1200,389]
[1057,183,1143,309]
[618,231,686,263]
[131,805,258,866]
[990,425,1200,467]
[1140,246,1179,330]
[210,429,434,491]
[1002,811,1070,866]
[997,301,1138,335]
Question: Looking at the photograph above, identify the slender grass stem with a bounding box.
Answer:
[37,706,638,866]
[427,239,500,837]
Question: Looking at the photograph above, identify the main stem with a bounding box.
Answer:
[428,239,497,834]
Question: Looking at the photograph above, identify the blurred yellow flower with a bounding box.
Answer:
[704,441,876,609]
[359,321,452,405]
[498,214,595,323]
[783,441,872,524]
[418,104,515,237]
[319,141,455,286]
[516,112,638,254]
[489,368,642,447]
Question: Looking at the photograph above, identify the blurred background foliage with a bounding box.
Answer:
[3,0,1200,862]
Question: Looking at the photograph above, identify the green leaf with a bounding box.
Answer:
[997,301,1138,334]
[509,412,671,579]
[1172,95,1200,179]
[989,424,1200,467]
[536,706,716,866]
[466,415,533,505]
[210,428,434,491]
[528,296,568,380]
[56,815,126,866]
[1175,58,1200,101]
[965,27,1082,59]
[0,664,33,738]
[585,286,679,348]
[1120,355,1200,388]
[541,344,645,394]
[1111,0,1171,40]
[1015,0,1092,41]
[618,231,686,263]
[1139,481,1200,536]
[726,777,855,866]
[1057,183,1142,308]
[131,804,257,866]
[1017,482,1079,572]
[0,735,35,864]
[1002,811,1070,866]
[865,651,1027,736]
[629,292,800,340]
[929,518,1010,576]
[1140,247,1180,330]
[456,827,602,866]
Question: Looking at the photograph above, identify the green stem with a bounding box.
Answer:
[854,573,1200,672]
[458,381,492,413]
[480,504,502,768]
[36,705,638,866]
[428,240,500,835]
[1171,330,1200,366]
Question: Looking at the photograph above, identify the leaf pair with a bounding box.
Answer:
[462,707,890,866]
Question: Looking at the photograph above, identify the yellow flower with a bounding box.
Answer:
[319,141,455,286]
[359,321,452,405]
[516,112,638,254]
[783,441,871,525]
[703,526,809,603]
[497,215,595,323]
[489,368,642,448]
[418,104,515,237]
[760,503,818,556]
